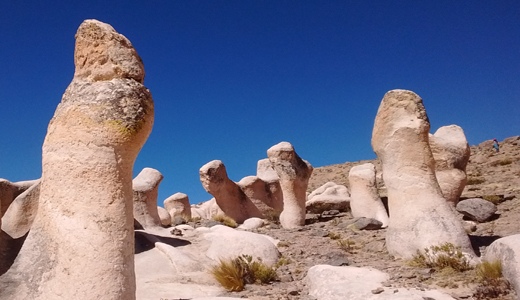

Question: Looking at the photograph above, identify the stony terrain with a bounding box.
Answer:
[206,136,520,300]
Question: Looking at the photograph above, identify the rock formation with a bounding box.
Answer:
[256,158,284,211]
[190,198,224,220]
[267,142,313,229]
[133,167,163,229]
[483,235,520,296]
[157,206,171,226]
[348,163,388,227]
[306,182,350,214]
[0,19,154,300]
[429,125,470,205]
[164,192,191,220]
[371,89,473,259]
[238,176,282,216]
[199,160,263,223]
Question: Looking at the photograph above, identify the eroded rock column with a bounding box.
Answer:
[133,168,163,229]
[164,192,191,220]
[267,142,313,229]
[348,163,388,227]
[429,125,470,205]
[199,160,262,223]
[0,19,154,300]
[371,90,473,259]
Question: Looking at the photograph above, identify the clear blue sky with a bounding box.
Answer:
[1,1,519,205]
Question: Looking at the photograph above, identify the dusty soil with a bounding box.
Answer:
[215,136,520,300]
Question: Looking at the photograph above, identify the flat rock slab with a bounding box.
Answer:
[305,265,456,300]
[456,198,497,222]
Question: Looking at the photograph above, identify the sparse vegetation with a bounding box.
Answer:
[275,256,291,268]
[467,177,486,185]
[277,241,290,247]
[409,243,471,272]
[264,210,281,224]
[337,239,356,253]
[328,232,342,240]
[212,215,237,228]
[210,255,277,291]
[330,218,342,226]
[482,195,502,204]
[490,158,513,167]
[473,260,512,299]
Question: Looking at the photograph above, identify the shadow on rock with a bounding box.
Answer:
[134,230,191,254]
[469,235,502,256]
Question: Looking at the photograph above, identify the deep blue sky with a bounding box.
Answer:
[1,1,519,205]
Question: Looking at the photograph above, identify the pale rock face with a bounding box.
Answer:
[199,160,262,223]
[306,182,350,214]
[204,225,281,266]
[256,158,284,211]
[133,168,164,229]
[483,235,520,296]
[164,192,191,219]
[157,206,171,226]
[348,164,388,227]
[429,125,470,205]
[190,198,224,220]
[371,89,473,259]
[305,265,456,300]
[237,217,266,230]
[1,180,41,239]
[237,176,282,215]
[267,142,313,229]
[0,19,154,300]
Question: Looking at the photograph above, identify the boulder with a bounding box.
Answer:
[267,142,313,229]
[133,168,164,229]
[305,265,456,300]
[371,89,474,259]
[237,217,265,230]
[237,176,282,215]
[348,163,388,227]
[348,217,383,231]
[191,198,224,220]
[157,206,171,226]
[203,225,281,266]
[306,182,350,214]
[456,198,497,222]
[199,160,262,223]
[429,125,470,205]
[164,192,191,220]
[483,235,520,296]
[0,19,154,300]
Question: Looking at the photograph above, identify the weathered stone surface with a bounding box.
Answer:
[133,167,164,229]
[164,192,191,220]
[348,163,388,227]
[199,160,262,223]
[204,225,281,266]
[1,180,40,239]
[456,198,497,222]
[371,89,473,259]
[0,19,154,300]
[191,198,224,220]
[306,182,350,214]
[483,235,520,296]
[267,142,313,229]
[306,265,455,300]
[429,125,471,205]
[157,206,171,226]
[237,217,265,230]
[238,176,282,216]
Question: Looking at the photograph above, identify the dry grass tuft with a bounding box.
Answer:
[212,215,237,228]
[473,260,512,299]
[409,243,471,272]
[210,255,277,291]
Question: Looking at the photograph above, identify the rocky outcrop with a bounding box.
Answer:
[348,163,388,227]
[429,125,471,205]
[371,89,473,259]
[164,192,191,220]
[0,19,154,300]
[199,160,262,223]
[267,142,313,229]
[133,168,164,229]
[306,182,350,214]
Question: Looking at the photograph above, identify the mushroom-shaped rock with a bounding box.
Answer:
[199,160,262,223]
[429,125,470,205]
[267,142,313,229]
[157,206,171,227]
[371,90,473,259]
[306,182,350,214]
[1,180,40,239]
[348,163,388,227]
[0,20,154,300]
[133,168,164,229]
[164,192,191,220]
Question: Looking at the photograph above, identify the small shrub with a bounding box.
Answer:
[210,255,277,291]
[337,239,356,253]
[277,241,290,247]
[474,260,511,299]
[409,243,471,272]
[264,210,281,224]
[212,215,237,228]
[482,195,502,204]
[328,232,342,240]
[467,177,486,185]
[275,256,291,267]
